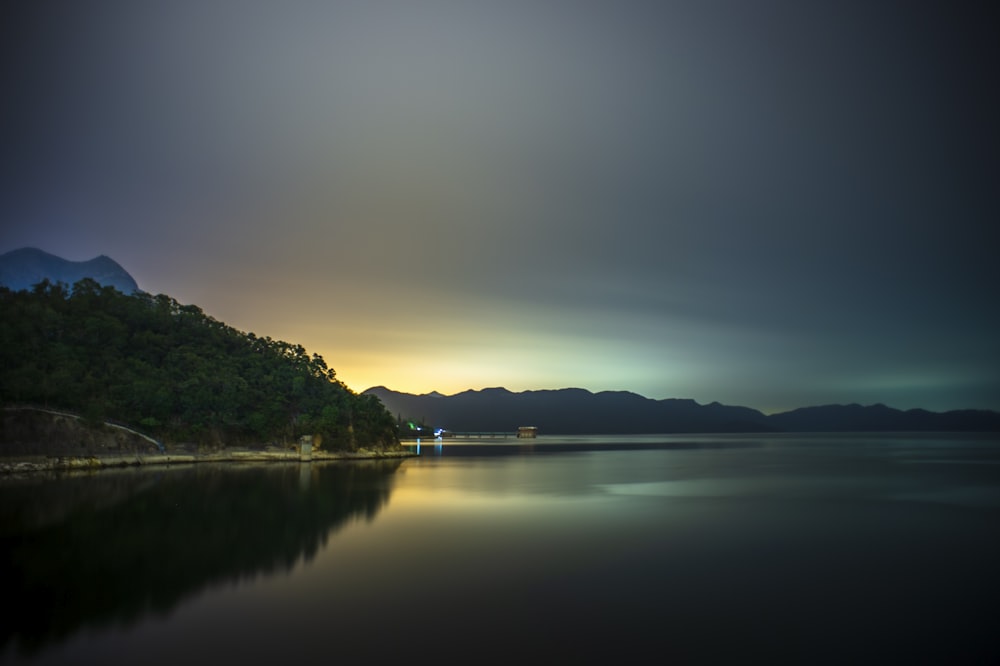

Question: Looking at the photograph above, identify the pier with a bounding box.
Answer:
[444,431,515,439]
[400,428,539,440]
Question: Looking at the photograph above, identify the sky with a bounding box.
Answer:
[1,0,997,413]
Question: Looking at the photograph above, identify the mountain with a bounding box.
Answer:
[0,281,399,450]
[766,403,1000,433]
[365,386,774,434]
[364,386,1000,434]
[0,247,139,293]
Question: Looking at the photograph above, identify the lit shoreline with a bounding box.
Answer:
[0,447,415,475]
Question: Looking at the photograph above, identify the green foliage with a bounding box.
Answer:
[0,280,399,451]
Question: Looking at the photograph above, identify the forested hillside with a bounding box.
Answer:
[0,280,398,451]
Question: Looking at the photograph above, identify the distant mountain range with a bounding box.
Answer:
[0,247,139,293]
[364,386,1000,434]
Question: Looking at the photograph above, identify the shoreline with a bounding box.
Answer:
[0,447,415,475]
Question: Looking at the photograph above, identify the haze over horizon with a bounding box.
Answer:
[2,1,997,414]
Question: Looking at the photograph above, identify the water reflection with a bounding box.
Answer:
[0,460,402,656]
[404,433,768,457]
[4,436,999,665]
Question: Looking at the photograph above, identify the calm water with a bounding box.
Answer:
[2,433,999,665]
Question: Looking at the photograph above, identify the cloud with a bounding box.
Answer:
[2,0,997,411]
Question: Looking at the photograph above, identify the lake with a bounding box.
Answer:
[2,433,999,665]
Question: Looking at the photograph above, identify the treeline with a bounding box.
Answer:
[0,279,398,450]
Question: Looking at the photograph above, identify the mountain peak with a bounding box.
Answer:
[0,247,139,293]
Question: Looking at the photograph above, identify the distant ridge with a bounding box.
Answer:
[766,403,1000,433]
[0,247,139,294]
[364,386,1000,434]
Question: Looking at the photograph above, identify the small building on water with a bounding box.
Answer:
[517,426,538,438]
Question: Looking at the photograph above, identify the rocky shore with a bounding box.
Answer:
[0,447,414,475]
[3,449,415,475]
[1,407,413,475]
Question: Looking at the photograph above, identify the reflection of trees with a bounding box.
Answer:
[0,460,402,655]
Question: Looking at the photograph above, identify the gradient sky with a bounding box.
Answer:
[2,0,997,413]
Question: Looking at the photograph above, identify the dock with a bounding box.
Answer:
[444,431,515,439]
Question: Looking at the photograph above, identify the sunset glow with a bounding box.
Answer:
[2,1,997,413]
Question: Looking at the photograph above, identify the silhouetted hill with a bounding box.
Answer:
[364,386,774,434]
[767,403,1000,432]
[364,387,1000,434]
[0,247,139,293]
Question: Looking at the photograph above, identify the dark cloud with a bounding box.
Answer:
[2,0,997,411]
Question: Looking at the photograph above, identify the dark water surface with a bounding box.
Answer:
[2,434,999,665]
